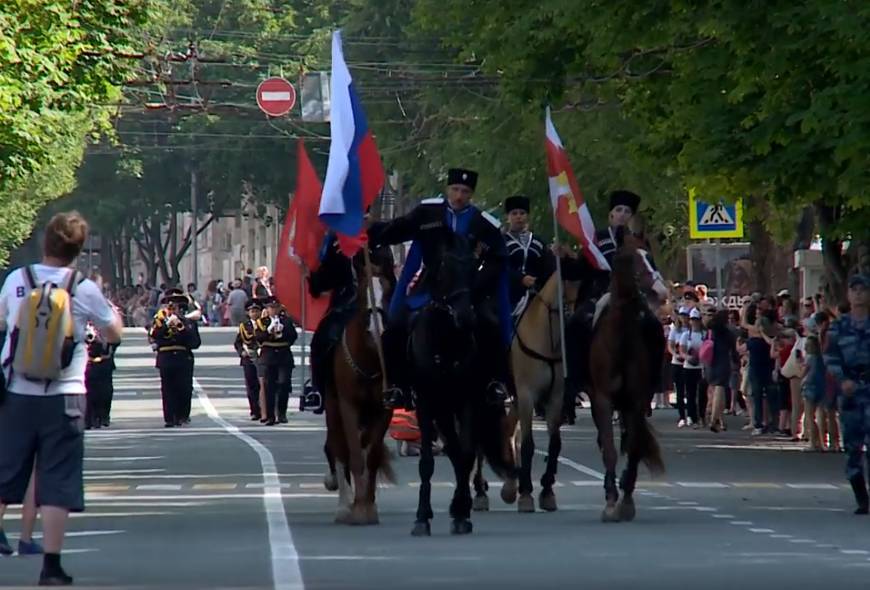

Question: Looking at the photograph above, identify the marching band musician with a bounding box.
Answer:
[84,322,118,429]
[255,297,298,425]
[234,299,263,421]
[150,288,201,428]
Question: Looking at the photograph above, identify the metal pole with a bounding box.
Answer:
[714,239,722,306]
[191,168,198,288]
[363,247,389,391]
[550,207,569,380]
[299,263,307,389]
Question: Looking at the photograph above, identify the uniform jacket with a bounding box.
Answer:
[368,199,507,311]
[255,313,298,367]
[824,315,870,390]
[234,319,261,366]
[504,230,555,306]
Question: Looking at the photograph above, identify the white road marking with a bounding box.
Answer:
[85,456,162,462]
[135,484,183,491]
[534,450,603,480]
[749,528,776,533]
[785,483,838,490]
[841,550,870,555]
[730,521,753,525]
[677,482,728,488]
[195,378,304,590]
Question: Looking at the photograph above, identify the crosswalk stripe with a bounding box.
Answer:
[192,483,239,491]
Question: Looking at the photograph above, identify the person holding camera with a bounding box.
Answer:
[255,297,297,425]
[149,288,201,428]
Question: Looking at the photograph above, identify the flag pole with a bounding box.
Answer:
[299,261,308,390]
[550,207,569,381]
[362,246,389,392]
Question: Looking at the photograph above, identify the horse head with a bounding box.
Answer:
[612,231,668,305]
[410,231,477,381]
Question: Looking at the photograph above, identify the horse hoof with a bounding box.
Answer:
[601,504,621,523]
[323,472,338,492]
[518,493,535,513]
[539,490,558,512]
[472,494,490,512]
[334,508,352,525]
[450,519,473,535]
[411,520,431,537]
[500,480,518,504]
[617,498,636,522]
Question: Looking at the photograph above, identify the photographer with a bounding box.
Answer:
[149,289,201,428]
[0,211,123,585]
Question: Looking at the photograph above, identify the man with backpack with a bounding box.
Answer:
[0,211,123,586]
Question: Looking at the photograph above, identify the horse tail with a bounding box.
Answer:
[621,411,665,477]
[475,401,517,481]
[370,435,397,485]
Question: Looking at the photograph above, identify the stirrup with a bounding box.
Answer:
[486,381,509,406]
[383,386,405,410]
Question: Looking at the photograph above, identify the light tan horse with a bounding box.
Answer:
[473,273,579,512]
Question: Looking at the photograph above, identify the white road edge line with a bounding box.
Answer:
[194,378,304,590]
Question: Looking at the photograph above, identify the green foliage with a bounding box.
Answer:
[0,0,153,265]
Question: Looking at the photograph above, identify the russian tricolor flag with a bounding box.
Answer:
[318,30,384,254]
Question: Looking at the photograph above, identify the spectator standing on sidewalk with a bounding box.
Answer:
[709,309,739,432]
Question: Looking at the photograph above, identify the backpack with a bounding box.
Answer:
[9,266,83,384]
[699,330,715,366]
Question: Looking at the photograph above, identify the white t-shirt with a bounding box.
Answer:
[679,329,705,370]
[668,325,685,366]
[0,264,115,395]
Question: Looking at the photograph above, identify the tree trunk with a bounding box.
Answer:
[789,206,816,298]
[747,199,773,296]
[815,202,848,307]
[102,236,116,289]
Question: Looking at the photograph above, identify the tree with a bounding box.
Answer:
[410,0,870,301]
[0,1,154,265]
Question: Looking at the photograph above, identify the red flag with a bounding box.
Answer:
[274,141,330,331]
[544,107,610,271]
[291,139,327,271]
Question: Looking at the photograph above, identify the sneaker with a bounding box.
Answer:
[741,423,753,431]
[686,418,694,427]
[751,428,764,436]
[0,529,13,556]
[677,419,687,428]
[18,539,44,555]
[38,567,73,586]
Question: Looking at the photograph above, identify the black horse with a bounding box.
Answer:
[408,231,514,536]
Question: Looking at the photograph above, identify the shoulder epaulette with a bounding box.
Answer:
[481,210,501,228]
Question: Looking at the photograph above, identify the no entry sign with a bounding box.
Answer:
[256,77,296,117]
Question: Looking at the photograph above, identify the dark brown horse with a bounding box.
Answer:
[324,245,397,525]
[588,234,666,522]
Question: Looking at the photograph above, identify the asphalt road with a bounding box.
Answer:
[2,327,868,589]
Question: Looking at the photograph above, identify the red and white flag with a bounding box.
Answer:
[545,107,610,271]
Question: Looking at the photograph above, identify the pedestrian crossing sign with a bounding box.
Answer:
[688,189,744,239]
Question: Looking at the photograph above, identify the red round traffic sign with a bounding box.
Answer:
[256,77,296,117]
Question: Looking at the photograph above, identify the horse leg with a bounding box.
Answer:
[337,396,370,525]
[323,442,338,492]
[412,403,435,537]
[472,451,490,512]
[517,389,536,513]
[618,451,640,522]
[500,403,519,505]
[444,405,474,535]
[539,393,564,512]
[362,406,394,525]
[591,394,620,522]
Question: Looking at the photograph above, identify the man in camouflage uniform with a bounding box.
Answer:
[824,274,870,514]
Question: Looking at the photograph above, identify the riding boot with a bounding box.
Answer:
[850,475,869,515]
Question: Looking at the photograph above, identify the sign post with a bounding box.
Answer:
[688,189,744,303]
[256,77,297,117]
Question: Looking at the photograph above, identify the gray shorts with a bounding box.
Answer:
[0,393,86,511]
